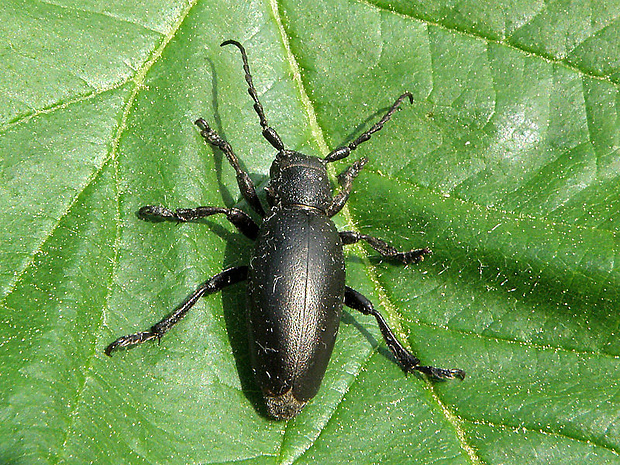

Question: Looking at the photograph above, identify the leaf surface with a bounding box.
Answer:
[1,0,619,463]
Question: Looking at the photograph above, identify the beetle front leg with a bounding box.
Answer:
[195,118,266,217]
[105,266,248,356]
[326,158,368,217]
[344,287,465,380]
[339,231,431,264]
[138,205,259,240]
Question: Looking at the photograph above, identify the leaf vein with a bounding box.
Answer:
[357,0,619,86]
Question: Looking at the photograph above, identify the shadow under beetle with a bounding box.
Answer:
[105,40,465,420]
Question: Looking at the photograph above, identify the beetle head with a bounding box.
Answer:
[268,151,332,211]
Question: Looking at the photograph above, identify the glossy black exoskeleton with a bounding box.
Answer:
[105,40,465,420]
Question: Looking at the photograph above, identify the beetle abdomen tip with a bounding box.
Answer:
[266,391,307,420]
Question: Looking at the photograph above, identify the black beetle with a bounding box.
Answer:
[105,40,465,420]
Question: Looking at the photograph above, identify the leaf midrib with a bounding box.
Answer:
[269,0,478,461]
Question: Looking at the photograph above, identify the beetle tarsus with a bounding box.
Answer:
[104,331,157,356]
[138,205,177,222]
[399,247,432,264]
[414,365,466,380]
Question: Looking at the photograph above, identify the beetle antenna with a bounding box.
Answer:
[221,40,285,151]
[324,92,414,163]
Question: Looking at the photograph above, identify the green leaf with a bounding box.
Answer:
[1,0,619,463]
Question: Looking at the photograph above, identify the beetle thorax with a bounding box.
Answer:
[268,151,332,211]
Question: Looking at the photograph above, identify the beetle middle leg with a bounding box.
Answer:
[105,266,248,356]
[339,231,431,264]
[138,205,259,240]
[344,287,465,380]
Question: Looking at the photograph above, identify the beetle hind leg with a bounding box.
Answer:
[105,266,248,356]
[344,286,465,380]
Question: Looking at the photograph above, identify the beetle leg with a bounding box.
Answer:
[220,40,285,152]
[339,231,431,264]
[194,118,266,217]
[326,158,368,217]
[344,287,465,380]
[138,205,259,240]
[105,266,249,356]
[324,92,413,163]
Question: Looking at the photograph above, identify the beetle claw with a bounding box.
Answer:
[400,247,432,264]
[415,365,466,380]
